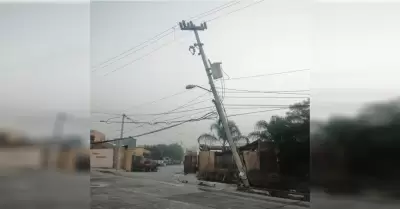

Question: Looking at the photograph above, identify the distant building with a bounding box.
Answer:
[90,130,105,142]
[118,137,137,148]
[0,128,31,147]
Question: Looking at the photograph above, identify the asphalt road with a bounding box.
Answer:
[91,167,306,209]
[1,166,398,209]
[92,165,400,209]
[0,169,89,209]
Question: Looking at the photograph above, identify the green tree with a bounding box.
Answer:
[249,99,310,143]
[144,143,184,161]
[197,119,249,150]
[164,143,184,161]
[248,99,310,179]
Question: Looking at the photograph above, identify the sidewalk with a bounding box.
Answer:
[92,168,310,208]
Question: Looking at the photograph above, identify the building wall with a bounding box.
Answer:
[0,147,42,169]
[57,148,90,172]
[90,149,114,168]
[243,151,260,171]
[119,137,137,148]
[198,151,215,172]
[131,147,150,157]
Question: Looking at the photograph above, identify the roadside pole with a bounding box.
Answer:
[117,113,126,170]
[179,20,250,187]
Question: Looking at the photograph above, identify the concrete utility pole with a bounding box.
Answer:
[179,20,250,187]
[116,113,126,170]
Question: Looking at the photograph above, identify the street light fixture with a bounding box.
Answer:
[185,84,211,92]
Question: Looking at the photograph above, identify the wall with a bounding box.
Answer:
[90,149,114,168]
[243,151,260,171]
[57,148,90,172]
[0,147,42,169]
[122,149,136,171]
[198,151,215,172]
[131,147,150,157]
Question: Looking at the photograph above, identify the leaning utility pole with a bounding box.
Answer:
[116,113,126,170]
[179,20,250,187]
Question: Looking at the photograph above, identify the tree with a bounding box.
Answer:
[197,119,249,150]
[248,99,310,179]
[249,99,310,143]
[164,143,184,161]
[248,120,271,141]
[144,143,184,161]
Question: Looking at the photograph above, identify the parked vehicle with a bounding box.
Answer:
[131,156,158,172]
[155,160,166,167]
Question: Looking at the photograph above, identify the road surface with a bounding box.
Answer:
[91,167,306,209]
[1,166,398,209]
[0,169,89,209]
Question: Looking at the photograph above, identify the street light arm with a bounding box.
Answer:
[185,84,211,92]
[195,85,212,92]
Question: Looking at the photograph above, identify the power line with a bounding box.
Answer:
[125,105,295,117]
[93,94,307,118]
[217,88,310,95]
[158,110,215,124]
[126,106,214,116]
[189,1,240,21]
[105,110,216,126]
[206,0,266,22]
[92,30,175,72]
[92,112,214,144]
[226,69,310,80]
[219,87,309,93]
[92,28,175,70]
[92,1,242,73]
[131,109,216,125]
[141,92,210,122]
[122,92,211,136]
[122,90,188,113]
[228,107,289,117]
[103,39,177,76]
[223,96,310,99]
[222,91,310,95]
[224,104,310,107]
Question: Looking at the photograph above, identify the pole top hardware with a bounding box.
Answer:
[179,20,207,31]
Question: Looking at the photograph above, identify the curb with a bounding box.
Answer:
[198,186,310,208]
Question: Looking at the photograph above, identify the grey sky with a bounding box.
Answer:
[91,0,311,148]
[1,1,398,148]
[0,3,90,139]
[312,2,400,120]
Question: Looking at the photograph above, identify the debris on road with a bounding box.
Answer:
[198,181,216,187]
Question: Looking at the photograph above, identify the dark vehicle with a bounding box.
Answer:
[143,159,158,172]
[131,156,158,172]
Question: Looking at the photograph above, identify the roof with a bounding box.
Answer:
[239,140,276,151]
[114,137,136,147]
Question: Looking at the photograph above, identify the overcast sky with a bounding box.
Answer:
[90,0,311,148]
[1,1,399,148]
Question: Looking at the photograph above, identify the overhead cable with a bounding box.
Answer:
[226,69,310,81]
[92,112,214,144]
[93,1,242,73]
[122,90,188,113]
[206,0,266,22]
